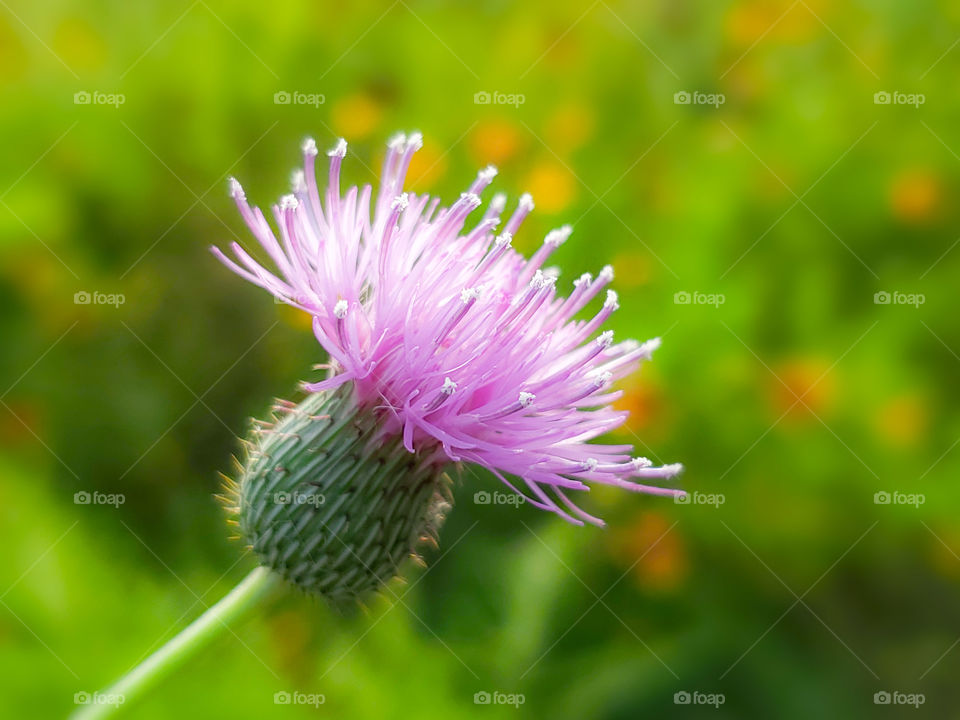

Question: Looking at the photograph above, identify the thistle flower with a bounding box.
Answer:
[73,134,684,719]
[212,132,682,600]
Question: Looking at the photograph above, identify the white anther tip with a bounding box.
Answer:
[640,337,662,357]
[280,194,299,210]
[582,458,599,472]
[518,193,535,211]
[327,138,347,158]
[290,169,306,193]
[545,225,572,247]
[604,289,619,310]
[406,132,423,150]
[631,457,653,470]
[460,287,481,303]
[531,270,555,290]
[574,272,592,288]
[518,391,535,408]
[594,370,613,387]
[302,137,318,157]
[479,165,498,182]
[228,177,244,199]
[388,132,407,149]
[333,299,348,319]
[460,192,482,208]
[597,330,614,348]
[442,377,458,395]
[662,463,684,477]
[391,193,409,212]
[495,232,513,248]
[599,265,614,282]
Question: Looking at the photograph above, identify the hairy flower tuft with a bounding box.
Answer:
[214,132,683,535]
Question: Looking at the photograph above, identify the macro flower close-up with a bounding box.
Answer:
[62,131,685,718]
[214,132,683,531]
[3,2,959,718]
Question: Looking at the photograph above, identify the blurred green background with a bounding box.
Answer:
[1,0,958,717]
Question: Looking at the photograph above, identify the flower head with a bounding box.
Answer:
[214,132,682,529]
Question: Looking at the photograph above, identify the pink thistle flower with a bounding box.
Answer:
[213,132,683,527]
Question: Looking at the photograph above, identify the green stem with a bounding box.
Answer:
[71,566,281,720]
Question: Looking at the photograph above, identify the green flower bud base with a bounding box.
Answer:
[230,384,452,603]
